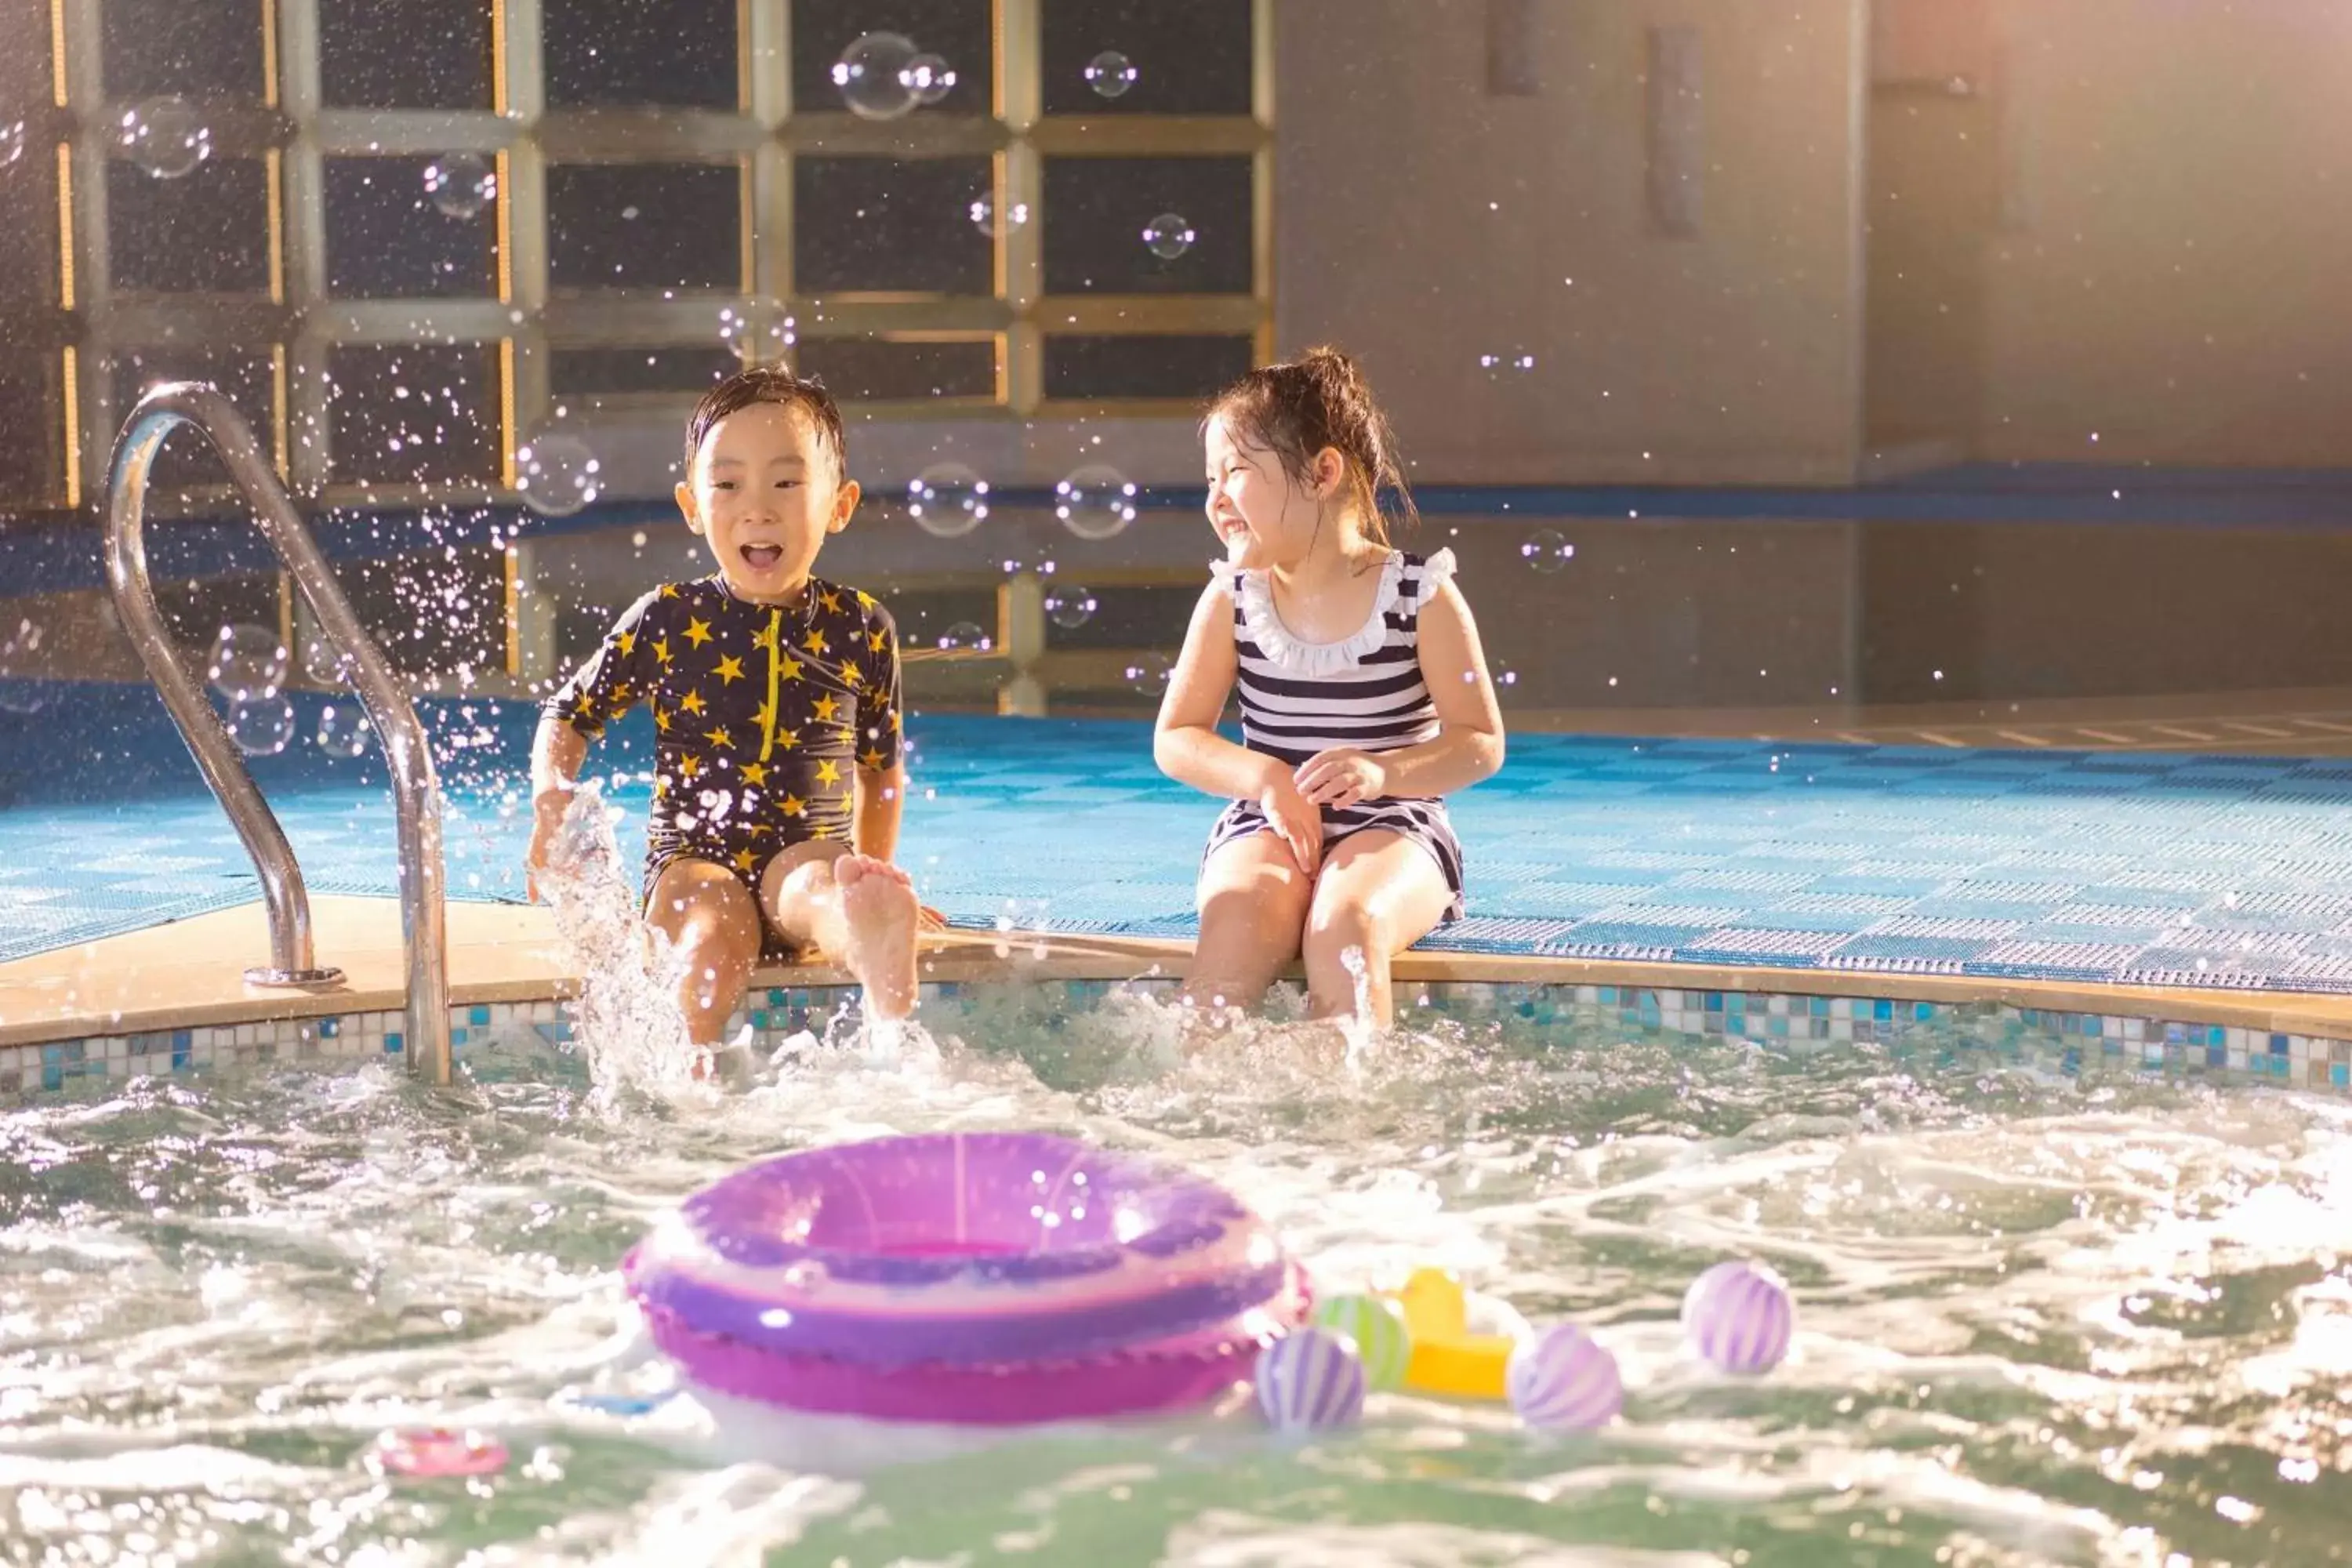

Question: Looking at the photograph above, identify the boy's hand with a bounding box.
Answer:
[1294,747,1388,811]
[1258,777,1323,877]
[524,786,573,902]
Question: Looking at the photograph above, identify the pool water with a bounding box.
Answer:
[4,987,2347,1565]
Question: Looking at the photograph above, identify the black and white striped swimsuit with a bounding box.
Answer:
[1201,548,1466,920]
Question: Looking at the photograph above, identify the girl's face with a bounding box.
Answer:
[1203,412,1338,572]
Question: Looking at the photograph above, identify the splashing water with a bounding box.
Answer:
[1338,943,1377,1069]
[535,780,698,1103]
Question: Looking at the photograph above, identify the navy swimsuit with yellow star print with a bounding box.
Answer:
[546,573,904,926]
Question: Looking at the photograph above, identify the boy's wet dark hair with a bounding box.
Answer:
[684,365,847,481]
[1206,345,1419,546]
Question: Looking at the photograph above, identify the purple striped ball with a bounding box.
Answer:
[1507,1323,1623,1431]
[1254,1327,1366,1433]
[1681,1260,1794,1374]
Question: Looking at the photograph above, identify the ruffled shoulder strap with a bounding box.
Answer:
[1412,548,1458,607]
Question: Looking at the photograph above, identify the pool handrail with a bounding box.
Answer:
[102,381,453,1085]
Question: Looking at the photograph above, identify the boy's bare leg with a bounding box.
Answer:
[760,842,920,1020]
[646,858,764,1047]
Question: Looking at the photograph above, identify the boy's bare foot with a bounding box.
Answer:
[836,855,920,1020]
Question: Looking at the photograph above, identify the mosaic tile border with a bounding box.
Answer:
[5,981,2348,1099]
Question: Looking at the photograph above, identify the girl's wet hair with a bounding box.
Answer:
[684,365,846,480]
[1206,345,1417,545]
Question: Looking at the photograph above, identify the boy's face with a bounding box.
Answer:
[675,401,860,603]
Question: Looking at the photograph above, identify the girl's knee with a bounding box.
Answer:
[1304,898,1385,959]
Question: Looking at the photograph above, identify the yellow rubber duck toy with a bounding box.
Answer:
[1389,1267,1515,1401]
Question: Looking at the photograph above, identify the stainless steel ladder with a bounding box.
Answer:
[103,381,453,1084]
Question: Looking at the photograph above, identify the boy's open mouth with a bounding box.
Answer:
[740,543,784,569]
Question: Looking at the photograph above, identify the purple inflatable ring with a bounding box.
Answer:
[624,1131,1311,1425]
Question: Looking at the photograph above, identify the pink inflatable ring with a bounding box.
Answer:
[623,1131,1309,1425]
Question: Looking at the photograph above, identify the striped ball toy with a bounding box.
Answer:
[1506,1323,1623,1431]
[1311,1294,1411,1392]
[1681,1259,1795,1374]
[1254,1327,1367,1434]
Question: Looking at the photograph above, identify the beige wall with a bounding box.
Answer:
[1975,0,2352,464]
[1274,0,1870,486]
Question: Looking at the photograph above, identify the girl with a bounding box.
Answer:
[1155,347,1508,1028]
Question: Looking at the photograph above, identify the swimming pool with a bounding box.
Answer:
[10,681,2352,998]
[3,978,2345,1563]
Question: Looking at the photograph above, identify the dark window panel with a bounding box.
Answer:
[0,350,62,506]
[320,0,493,110]
[333,543,505,675]
[788,0,992,118]
[155,572,279,665]
[1040,155,1252,295]
[0,0,53,111]
[0,125,59,309]
[547,163,740,292]
[1044,334,1250,401]
[792,156,990,295]
[324,156,498,299]
[110,347,278,489]
[1040,582,1192,650]
[325,343,502,486]
[544,0,737,108]
[1040,0,1253,117]
[797,337,995,401]
[107,157,273,295]
[100,0,267,103]
[550,345,738,397]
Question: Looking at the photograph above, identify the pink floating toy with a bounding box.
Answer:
[1507,1323,1623,1431]
[624,1131,1311,1426]
[1682,1259,1795,1374]
[370,1427,509,1479]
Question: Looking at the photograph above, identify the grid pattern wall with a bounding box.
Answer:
[0,0,1272,514]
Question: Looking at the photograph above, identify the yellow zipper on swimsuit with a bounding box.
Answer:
[760,606,781,762]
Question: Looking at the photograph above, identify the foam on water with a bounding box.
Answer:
[2,982,2348,1563]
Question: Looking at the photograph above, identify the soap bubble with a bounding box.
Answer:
[300,634,356,687]
[1479,349,1537,377]
[226,696,296,757]
[1123,651,1174,695]
[207,624,289,703]
[1085,51,1138,99]
[316,702,371,758]
[117,98,211,180]
[833,32,920,121]
[906,463,989,539]
[720,303,795,361]
[516,433,601,517]
[423,153,495,220]
[1492,661,1519,690]
[1142,212,1195,261]
[0,122,26,170]
[937,622,992,653]
[1044,584,1097,630]
[967,192,1030,237]
[1054,465,1138,542]
[901,53,956,105]
[1520,528,1574,573]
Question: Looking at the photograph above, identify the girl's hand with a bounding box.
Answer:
[1258,778,1323,876]
[1294,747,1388,811]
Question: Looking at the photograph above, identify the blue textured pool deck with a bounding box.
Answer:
[5,686,2352,994]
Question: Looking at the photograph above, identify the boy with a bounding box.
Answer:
[526,368,920,1050]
